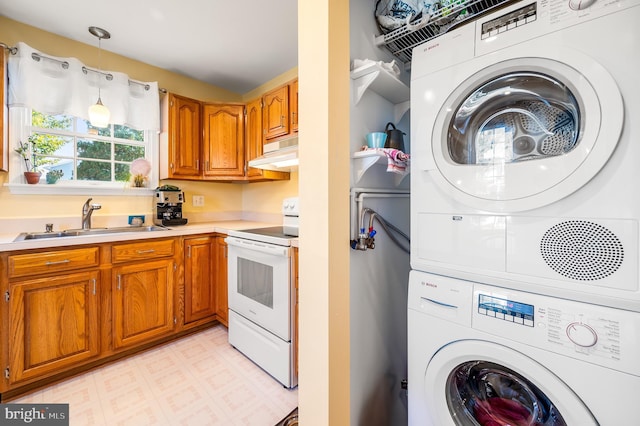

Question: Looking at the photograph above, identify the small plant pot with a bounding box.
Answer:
[46,175,60,184]
[24,171,42,184]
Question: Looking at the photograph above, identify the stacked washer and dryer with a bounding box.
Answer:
[408,0,640,425]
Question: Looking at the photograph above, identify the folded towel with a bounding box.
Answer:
[362,147,411,178]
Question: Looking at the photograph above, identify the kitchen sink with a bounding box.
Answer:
[13,226,169,242]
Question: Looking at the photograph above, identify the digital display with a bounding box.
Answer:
[480,2,537,39]
[479,294,534,325]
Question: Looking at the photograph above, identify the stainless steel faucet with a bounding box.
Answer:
[81,198,102,230]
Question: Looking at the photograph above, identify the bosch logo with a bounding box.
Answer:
[426,43,439,51]
[421,281,437,288]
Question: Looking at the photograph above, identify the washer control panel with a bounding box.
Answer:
[478,294,535,326]
[473,284,640,377]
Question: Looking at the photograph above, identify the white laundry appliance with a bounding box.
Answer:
[410,0,640,312]
[407,270,640,425]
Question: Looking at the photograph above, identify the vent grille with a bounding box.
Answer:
[540,221,624,281]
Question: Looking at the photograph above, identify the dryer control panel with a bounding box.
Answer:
[480,2,537,40]
[473,283,640,377]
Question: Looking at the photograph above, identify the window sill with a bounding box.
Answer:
[5,183,156,196]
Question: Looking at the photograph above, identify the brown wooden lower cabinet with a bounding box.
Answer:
[0,232,229,400]
[112,259,175,349]
[184,236,217,324]
[215,236,228,326]
[8,271,100,384]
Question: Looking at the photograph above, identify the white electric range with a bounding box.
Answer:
[225,197,298,388]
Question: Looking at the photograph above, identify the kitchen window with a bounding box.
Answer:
[7,107,158,194]
[30,109,147,182]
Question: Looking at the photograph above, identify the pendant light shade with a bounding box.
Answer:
[88,97,110,128]
[88,26,111,128]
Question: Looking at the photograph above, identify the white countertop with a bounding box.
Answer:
[0,220,298,252]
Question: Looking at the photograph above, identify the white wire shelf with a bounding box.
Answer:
[374,0,516,65]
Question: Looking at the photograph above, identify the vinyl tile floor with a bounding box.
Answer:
[9,325,298,425]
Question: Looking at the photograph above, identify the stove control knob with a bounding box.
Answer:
[566,322,598,347]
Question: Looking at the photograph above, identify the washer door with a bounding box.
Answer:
[424,340,597,426]
[429,53,623,212]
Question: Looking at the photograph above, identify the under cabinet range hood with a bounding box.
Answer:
[249,136,298,171]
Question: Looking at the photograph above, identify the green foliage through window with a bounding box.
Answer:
[30,110,148,184]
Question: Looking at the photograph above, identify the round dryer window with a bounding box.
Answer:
[447,73,580,166]
[430,56,623,212]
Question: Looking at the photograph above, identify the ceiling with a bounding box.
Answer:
[0,0,298,94]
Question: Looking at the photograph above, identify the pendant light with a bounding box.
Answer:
[88,26,111,128]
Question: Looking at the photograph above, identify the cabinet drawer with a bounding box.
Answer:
[112,239,175,263]
[8,247,100,278]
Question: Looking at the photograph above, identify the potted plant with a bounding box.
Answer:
[46,169,64,184]
[14,136,42,184]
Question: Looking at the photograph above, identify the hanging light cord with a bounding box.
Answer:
[96,34,104,101]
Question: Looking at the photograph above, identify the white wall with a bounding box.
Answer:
[349,1,411,424]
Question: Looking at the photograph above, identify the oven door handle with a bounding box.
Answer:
[225,236,290,256]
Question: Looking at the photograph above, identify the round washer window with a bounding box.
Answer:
[448,72,580,166]
[446,361,567,426]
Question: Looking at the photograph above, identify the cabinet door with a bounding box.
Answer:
[1,49,7,171]
[184,237,216,324]
[263,85,290,141]
[112,259,175,349]
[169,94,201,178]
[8,271,100,383]
[245,97,290,182]
[215,236,228,326]
[290,79,298,134]
[245,98,265,178]
[202,103,245,178]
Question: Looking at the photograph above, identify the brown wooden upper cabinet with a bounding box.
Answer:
[167,94,201,179]
[291,79,299,134]
[161,89,291,182]
[262,79,298,143]
[203,103,245,179]
[263,84,290,141]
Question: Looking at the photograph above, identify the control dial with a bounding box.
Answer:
[569,0,596,11]
[566,322,598,347]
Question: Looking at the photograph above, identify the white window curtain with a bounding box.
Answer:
[7,42,160,131]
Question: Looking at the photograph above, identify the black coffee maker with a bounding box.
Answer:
[154,185,188,226]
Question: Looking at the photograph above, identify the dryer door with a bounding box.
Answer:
[428,54,622,212]
[424,340,597,425]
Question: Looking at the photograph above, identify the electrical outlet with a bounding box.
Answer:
[192,195,205,207]
[128,215,145,225]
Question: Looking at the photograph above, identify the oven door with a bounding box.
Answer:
[226,236,292,341]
